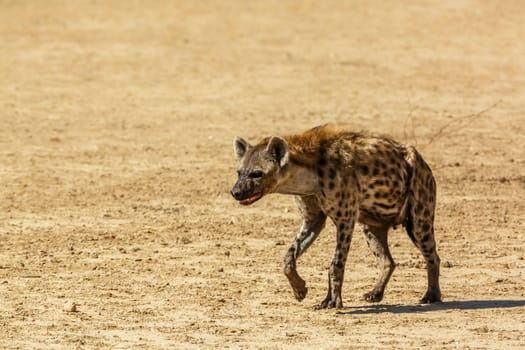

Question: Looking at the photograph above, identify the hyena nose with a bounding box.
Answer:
[231,187,242,200]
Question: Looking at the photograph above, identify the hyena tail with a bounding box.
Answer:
[402,146,417,245]
[404,201,416,245]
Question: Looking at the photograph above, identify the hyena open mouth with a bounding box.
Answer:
[238,192,263,205]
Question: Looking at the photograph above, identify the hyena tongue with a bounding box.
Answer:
[239,193,263,205]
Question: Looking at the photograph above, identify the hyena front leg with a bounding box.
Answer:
[319,214,357,309]
[283,195,326,302]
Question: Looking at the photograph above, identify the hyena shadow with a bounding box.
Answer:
[337,299,525,315]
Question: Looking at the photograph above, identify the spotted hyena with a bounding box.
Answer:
[231,124,441,309]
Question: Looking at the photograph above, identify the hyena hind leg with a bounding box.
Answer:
[406,200,442,304]
[404,147,442,304]
[362,224,395,303]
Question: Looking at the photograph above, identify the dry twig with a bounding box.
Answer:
[403,100,501,148]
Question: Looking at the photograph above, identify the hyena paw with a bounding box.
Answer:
[363,290,384,303]
[292,283,308,301]
[316,295,343,309]
[420,290,442,304]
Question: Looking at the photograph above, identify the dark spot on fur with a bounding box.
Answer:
[319,143,327,156]
[336,261,344,269]
[346,235,351,243]
[361,165,369,175]
[329,182,335,190]
[318,157,327,166]
[329,168,336,179]
[292,156,315,169]
[336,211,342,218]
[317,169,324,177]
[373,167,379,176]
[421,234,430,242]
[339,223,345,231]
[422,223,431,232]
[424,208,431,217]
[288,247,295,253]
[330,156,342,169]
[319,180,325,188]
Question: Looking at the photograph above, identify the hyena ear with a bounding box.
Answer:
[233,137,251,161]
[266,136,289,167]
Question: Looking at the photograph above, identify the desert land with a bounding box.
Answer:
[1,1,524,349]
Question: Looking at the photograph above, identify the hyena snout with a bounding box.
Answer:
[230,181,246,200]
[231,179,264,205]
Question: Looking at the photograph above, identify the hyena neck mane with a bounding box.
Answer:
[259,124,358,196]
[262,124,357,169]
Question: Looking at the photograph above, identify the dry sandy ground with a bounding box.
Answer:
[1,1,524,349]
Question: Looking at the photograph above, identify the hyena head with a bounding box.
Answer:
[231,136,289,205]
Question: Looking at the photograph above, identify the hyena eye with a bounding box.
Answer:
[249,170,264,179]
